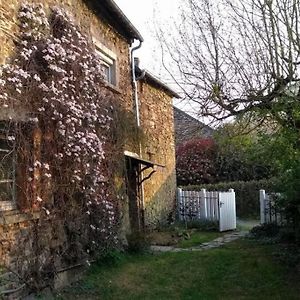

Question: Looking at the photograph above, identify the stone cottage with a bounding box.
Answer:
[0,0,178,294]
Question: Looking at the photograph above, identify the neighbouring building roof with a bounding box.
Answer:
[84,0,144,42]
[173,106,214,145]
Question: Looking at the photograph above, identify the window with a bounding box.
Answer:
[98,53,115,84]
[93,38,117,86]
[0,123,16,210]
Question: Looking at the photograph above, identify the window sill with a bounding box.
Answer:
[104,82,122,94]
[0,201,17,211]
[0,210,40,225]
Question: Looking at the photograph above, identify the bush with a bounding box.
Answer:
[274,244,300,268]
[95,250,124,267]
[176,136,275,186]
[249,223,280,239]
[126,232,150,253]
[279,160,300,240]
[183,220,219,231]
[182,178,280,218]
[176,138,216,185]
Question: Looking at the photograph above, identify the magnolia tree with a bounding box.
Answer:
[160,0,300,233]
[158,0,300,129]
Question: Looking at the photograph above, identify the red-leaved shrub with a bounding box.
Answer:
[176,138,217,185]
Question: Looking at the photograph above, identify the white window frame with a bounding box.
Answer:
[0,124,17,211]
[93,38,117,86]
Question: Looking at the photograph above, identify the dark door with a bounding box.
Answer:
[126,157,142,232]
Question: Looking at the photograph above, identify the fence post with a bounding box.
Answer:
[200,188,207,219]
[260,189,266,224]
[229,189,236,228]
[177,188,183,221]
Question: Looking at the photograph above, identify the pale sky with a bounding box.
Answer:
[113,0,204,120]
[114,0,180,75]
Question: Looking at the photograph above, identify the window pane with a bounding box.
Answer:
[0,139,14,181]
[101,64,111,82]
[0,181,14,202]
[95,48,116,85]
[0,135,15,203]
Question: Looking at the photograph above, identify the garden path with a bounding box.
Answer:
[150,230,247,252]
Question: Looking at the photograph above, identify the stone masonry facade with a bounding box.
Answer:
[0,0,177,289]
[138,79,177,229]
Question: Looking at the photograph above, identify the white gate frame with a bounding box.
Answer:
[259,189,283,224]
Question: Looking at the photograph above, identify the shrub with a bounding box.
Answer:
[184,220,219,231]
[182,178,280,218]
[126,232,150,253]
[273,244,300,268]
[176,137,274,186]
[176,138,216,185]
[279,160,300,240]
[249,223,280,239]
[95,250,124,267]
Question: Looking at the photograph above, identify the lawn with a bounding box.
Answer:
[147,225,223,248]
[55,238,300,300]
[176,231,222,248]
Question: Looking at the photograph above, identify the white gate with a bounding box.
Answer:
[219,190,236,232]
[177,188,236,232]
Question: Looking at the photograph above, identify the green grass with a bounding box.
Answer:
[236,219,260,232]
[55,238,300,300]
[176,231,222,248]
[148,228,222,248]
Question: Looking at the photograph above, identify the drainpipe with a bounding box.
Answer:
[130,40,143,127]
[130,40,146,230]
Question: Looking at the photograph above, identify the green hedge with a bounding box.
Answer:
[181,178,280,218]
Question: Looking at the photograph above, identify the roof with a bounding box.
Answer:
[173,106,214,144]
[84,0,144,42]
[135,67,180,98]
[173,106,212,127]
[124,151,165,168]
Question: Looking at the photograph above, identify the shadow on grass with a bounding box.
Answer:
[55,238,300,300]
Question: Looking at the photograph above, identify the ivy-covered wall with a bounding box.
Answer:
[0,3,130,291]
[0,0,177,292]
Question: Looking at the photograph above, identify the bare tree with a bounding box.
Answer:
[158,0,300,128]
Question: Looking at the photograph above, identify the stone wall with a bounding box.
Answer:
[0,0,133,109]
[138,80,177,229]
[0,0,135,288]
[0,0,177,290]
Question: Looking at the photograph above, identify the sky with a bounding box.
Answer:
[114,0,180,75]
[113,0,207,121]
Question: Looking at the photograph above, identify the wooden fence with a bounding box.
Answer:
[177,188,220,222]
[177,188,236,232]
